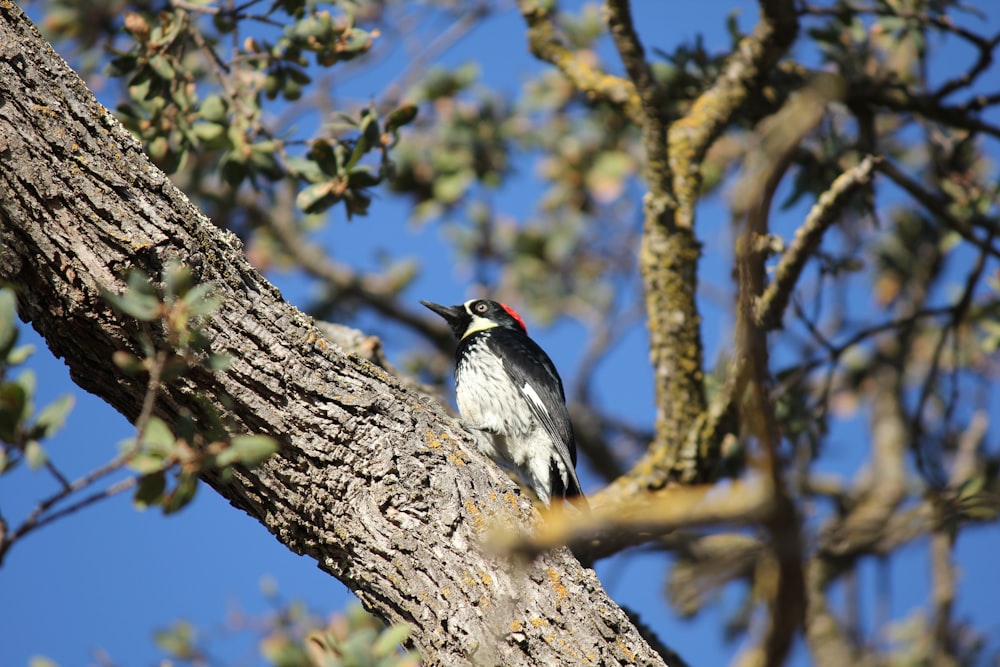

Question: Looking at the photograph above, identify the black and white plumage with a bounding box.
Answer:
[421,298,583,506]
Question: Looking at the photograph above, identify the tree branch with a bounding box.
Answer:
[515,0,641,120]
[667,0,798,229]
[756,154,881,331]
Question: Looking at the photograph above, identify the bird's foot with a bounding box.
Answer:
[460,419,494,434]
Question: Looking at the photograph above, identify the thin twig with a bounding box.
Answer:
[43,459,71,491]
[262,185,453,352]
[0,351,169,565]
[909,230,994,486]
[878,160,1000,261]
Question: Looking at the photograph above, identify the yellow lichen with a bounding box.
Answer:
[504,491,520,509]
[465,500,486,531]
[546,568,568,601]
[616,636,636,661]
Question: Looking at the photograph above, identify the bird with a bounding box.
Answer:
[421,298,583,506]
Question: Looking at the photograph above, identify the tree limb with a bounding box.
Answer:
[515,0,641,121]
[756,154,881,331]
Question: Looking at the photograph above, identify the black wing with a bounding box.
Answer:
[488,329,582,498]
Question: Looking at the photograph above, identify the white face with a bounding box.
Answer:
[461,300,500,340]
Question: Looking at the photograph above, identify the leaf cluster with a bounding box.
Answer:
[0,289,75,476]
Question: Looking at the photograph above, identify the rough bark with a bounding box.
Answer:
[0,4,668,665]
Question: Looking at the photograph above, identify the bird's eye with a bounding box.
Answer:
[475,302,488,313]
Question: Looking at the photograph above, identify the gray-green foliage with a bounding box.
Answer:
[104,261,279,513]
[0,288,75,474]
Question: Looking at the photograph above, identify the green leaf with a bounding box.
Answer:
[160,357,191,383]
[296,181,338,213]
[163,261,194,299]
[249,149,284,180]
[134,470,167,509]
[163,473,198,514]
[284,156,325,182]
[154,621,197,659]
[191,122,228,147]
[103,271,161,321]
[260,635,310,667]
[7,344,34,366]
[0,288,18,358]
[432,171,472,204]
[112,351,145,375]
[29,657,59,667]
[384,104,418,135]
[373,623,412,657]
[24,439,46,469]
[344,112,377,169]
[149,54,175,80]
[180,283,221,317]
[37,394,74,435]
[129,452,167,474]
[198,94,227,123]
[0,381,28,441]
[142,417,176,456]
[214,446,239,468]
[206,353,231,371]
[347,166,380,188]
[230,434,279,466]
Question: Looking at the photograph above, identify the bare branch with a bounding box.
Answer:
[604,0,669,196]
[500,478,774,559]
[515,0,641,120]
[668,0,798,228]
[756,154,881,331]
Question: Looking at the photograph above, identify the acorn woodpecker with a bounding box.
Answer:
[421,298,583,506]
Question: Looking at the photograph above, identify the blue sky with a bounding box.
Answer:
[3,1,1000,666]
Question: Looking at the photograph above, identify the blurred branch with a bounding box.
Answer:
[732,114,805,667]
[569,406,631,482]
[799,3,1000,102]
[515,0,641,120]
[0,475,138,566]
[804,557,858,667]
[666,532,763,616]
[851,83,1000,139]
[756,154,880,331]
[0,346,171,565]
[929,516,958,667]
[379,2,492,109]
[261,185,454,352]
[670,84,831,486]
[910,231,993,485]
[878,160,1000,262]
[667,0,798,228]
[498,477,773,560]
[604,0,669,195]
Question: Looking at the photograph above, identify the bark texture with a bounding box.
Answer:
[0,4,667,665]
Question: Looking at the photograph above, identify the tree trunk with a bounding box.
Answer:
[0,4,667,665]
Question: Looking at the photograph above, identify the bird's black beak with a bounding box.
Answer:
[420,300,463,324]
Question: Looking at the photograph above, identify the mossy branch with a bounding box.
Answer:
[515,0,641,121]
